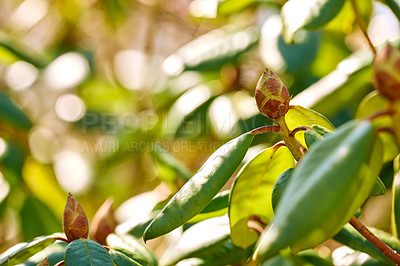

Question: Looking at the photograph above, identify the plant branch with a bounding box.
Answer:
[275,117,304,161]
[251,125,280,135]
[349,216,400,264]
[289,126,311,138]
[350,0,377,55]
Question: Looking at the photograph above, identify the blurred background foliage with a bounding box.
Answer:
[0,0,399,259]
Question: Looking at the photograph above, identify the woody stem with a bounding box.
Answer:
[275,116,303,161]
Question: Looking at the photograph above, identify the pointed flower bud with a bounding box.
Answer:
[373,43,400,101]
[255,67,290,119]
[90,198,116,245]
[62,193,89,242]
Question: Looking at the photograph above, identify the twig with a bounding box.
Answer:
[289,126,311,137]
[251,125,280,135]
[350,0,377,55]
[349,216,400,265]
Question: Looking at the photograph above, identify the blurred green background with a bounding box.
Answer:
[0,0,399,255]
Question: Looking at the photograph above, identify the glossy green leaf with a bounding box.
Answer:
[151,143,192,181]
[271,168,294,212]
[285,105,335,148]
[333,224,397,264]
[304,125,332,149]
[64,239,114,266]
[229,146,295,249]
[0,235,57,265]
[106,234,158,266]
[281,0,345,43]
[143,132,254,241]
[22,242,67,266]
[254,120,377,261]
[20,196,61,240]
[109,248,144,266]
[187,190,229,224]
[0,91,32,130]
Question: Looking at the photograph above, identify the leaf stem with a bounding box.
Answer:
[251,125,280,135]
[349,216,400,265]
[275,117,303,161]
[349,0,377,55]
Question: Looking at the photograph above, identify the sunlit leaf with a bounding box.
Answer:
[229,146,295,249]
[0,235,57,265]
[281,0,345,43]
[285,105,334,148]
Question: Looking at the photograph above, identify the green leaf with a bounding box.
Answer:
[254,120,378,261]
[160,216,231,266]
[0,235,57,265]
[281,0,345,43]
[106,234,158,266]
[0,91,32,130]
[143,132,254,241]
[187,190,230,224]
[285,105,335,148]
[229,146,295,249]
[109,248,144,266]
[356,91,398,162]
[271,168,294,212]
[64,239,114,266]
[23,242,67,266]
[20,196,61,240]
[333,224,397,264]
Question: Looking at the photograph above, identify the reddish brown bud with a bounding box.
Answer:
[373,43,400,101]
[62,193,89,242]
[255,67,290,119]
[90,198,116,245]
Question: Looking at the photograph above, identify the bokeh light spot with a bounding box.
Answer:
[55,94,86,122]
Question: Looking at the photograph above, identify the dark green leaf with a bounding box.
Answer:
[187,190,230,223]
[143,132,254,241]
[271,168,294,212]
[64,239,114,266]
[254,120,377,261]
